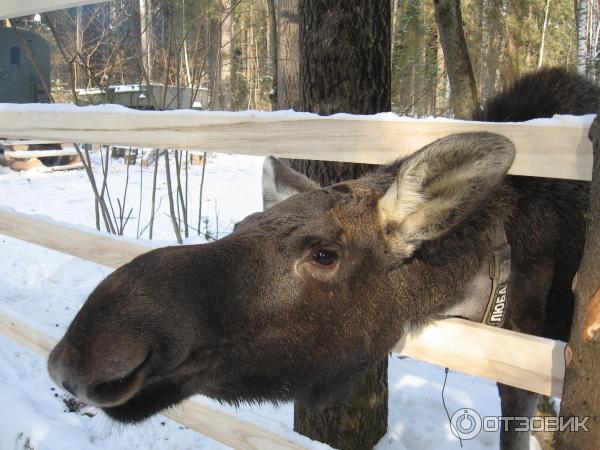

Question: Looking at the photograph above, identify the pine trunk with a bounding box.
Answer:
[276,0,300,110]
[289,0,390,185]
[265,0,278,109]
[433,0,480,119]
[291,2,391,449]
[218,0,234,110]
[554,106,600,450]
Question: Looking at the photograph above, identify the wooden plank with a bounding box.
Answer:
[0,307,56,356]
[0,307,309,450]
[1,140,62,146]
[37,162,85,172]
[394,319,566,397]
[0,0,106,20]
[0,206,151,269]
[0,207,567,396]
[0,104,593,181]
[164,402,307,450]
[4,148,80,159]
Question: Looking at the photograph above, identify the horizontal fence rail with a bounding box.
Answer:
[0,0,105,20]
[0,207,567,401]
[0,104,594,181]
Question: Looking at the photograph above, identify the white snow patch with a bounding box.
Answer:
[0,102,594,128]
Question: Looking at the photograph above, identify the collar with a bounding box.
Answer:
[482,221,511,327]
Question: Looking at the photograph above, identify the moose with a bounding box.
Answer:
[48,68,599,449]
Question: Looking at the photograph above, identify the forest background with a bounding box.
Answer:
[3,0,597,116]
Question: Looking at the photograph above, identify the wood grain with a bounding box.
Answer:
[0,104,593,180]
[395,319,566,397]
[0,207,150,269]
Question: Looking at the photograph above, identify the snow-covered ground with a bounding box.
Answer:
[0,152,517,450]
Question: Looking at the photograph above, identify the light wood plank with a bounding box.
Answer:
[0,307,310,450]
[394,319,566,397]
[0,104,593,180]
[0,0,106,20]
[5,148,80,159]
[0,206,151,269]
[164,402,307,450]
[37,162,85,172]
[0,208,567,397]
[1,140,62,146]
[0,307,56,355]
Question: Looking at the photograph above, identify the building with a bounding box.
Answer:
[77,84,209,110]
[0,27,51,103]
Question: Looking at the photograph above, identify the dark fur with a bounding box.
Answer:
[48,68,596,449]
[474,67,600,121]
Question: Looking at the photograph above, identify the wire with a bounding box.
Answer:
[442,367,463,448]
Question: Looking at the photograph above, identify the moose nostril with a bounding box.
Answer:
[62,379,77,396]
[87,351,152,406]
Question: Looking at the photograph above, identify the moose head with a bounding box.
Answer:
[48,132,515,423]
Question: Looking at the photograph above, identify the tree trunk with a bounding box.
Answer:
[391,0,400,63]
[290,0,390,186]
[276,0,300,110]
[577,0,589,75]
[206,14,221,109]
[75,6,83,89]
[433,0,480,119]
[538,0,551,68]
[554,106,600,450]
[294,360,388,450]
[218,0,234,110]
[494,0,511,88]
[265,0,278,110]
[291,2,391,449]
[139,0,153,80]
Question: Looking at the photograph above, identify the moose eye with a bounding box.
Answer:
[312,249,338,266]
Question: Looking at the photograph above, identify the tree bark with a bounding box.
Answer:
[218,0,234,110]
[276,0,300,110]
[139,0,153,80]
[294,359,388,450]
[265,0,278,110]
[555,105,600,450]
[433,0,480,119]
[206,14,221,109]
[291,2,391,449]
[289,0,390,186]
[577,0,589,75]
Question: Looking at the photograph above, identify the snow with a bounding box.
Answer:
[0,152,535,449]
[0,101,594,129]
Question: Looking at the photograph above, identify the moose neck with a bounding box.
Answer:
[386,188,514,332]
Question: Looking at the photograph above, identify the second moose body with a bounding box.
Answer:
[48,68,598,450]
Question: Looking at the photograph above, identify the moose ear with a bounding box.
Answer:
[262,156,319,210]
[379,132,515,256]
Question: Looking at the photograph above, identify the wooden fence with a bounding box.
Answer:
[0,104,594,181]
[0,3,589,445]
[0,105,578,449]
